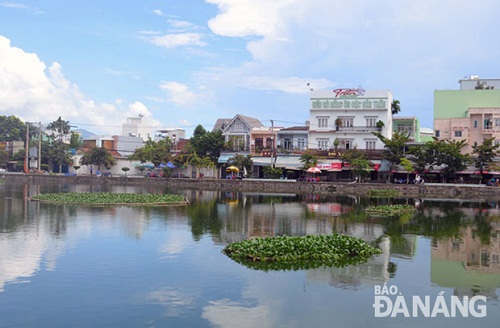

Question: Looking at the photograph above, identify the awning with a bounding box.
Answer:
[275,156,303,169]
[252,156,273,167]
[218,154,235,164]
[316,161,342,171]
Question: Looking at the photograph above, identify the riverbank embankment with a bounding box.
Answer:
[3,173,500,201]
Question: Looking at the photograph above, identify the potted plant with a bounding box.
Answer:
[335,118,342,131]
[376,120,385,131]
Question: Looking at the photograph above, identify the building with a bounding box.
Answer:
[122,115,153,141]
[308,87,393,150]
[276,125,309,153]
[393,116,420,142]
[213,114,266,152]
[434,76,500,153]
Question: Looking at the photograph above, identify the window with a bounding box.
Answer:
[342,117,353,127]
[474,120,478,128]
[318,138,329,149]
[284,138,291,149]
[484,120,492,129]
[366,117,377,127]
[318,117,328,128]
[366,140,376,149]
[234,121,243,131]
[454,130,462,137]
[255,138,263,150]
[297,138,305,149]
[398,124,414,136]
[342,140,352,150]
[495,118,500,127]
[435,130,440,137]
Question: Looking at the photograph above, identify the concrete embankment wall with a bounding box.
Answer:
[3,174,500,200]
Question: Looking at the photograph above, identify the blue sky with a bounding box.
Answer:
[1,0,499,137]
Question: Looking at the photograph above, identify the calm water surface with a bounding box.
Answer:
[0,181,499,327]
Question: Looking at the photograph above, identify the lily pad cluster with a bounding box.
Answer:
[223,234,382,271]
[31,192,187,205]
[366,204,415,215]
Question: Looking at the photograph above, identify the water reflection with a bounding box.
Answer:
[1,181,499,327]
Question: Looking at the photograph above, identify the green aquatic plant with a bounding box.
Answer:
[223,234,382,271]
[366,204,415,215]
[31,192,187,205]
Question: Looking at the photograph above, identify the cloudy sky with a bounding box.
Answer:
[1,0,499,137]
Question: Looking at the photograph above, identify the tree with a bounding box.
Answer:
[399,157,414,184]
[433,139,470,182]
[299,151,318,170]
[0,115,26,141]
[408,142,436,174]
[342,149,372,182]
[373,131,410,169]
[69,132,82,149]
[189,125,225,163]
[230,154,253,176]
[129,138,173,167]
[472,138,500,177]
[80,147,116,171]
[46,117,73,173]
[187,152,215,178]
[391,99,401,115]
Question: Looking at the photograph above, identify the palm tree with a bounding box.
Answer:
[391,100,401,115]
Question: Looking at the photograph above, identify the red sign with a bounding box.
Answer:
[332,87,365,98]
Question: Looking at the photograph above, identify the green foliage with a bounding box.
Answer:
[0,115,26,141]
[129,138,172,166]
[373,130,410,168]
[472,137,500,174]
[31,192,186,205]
[434,139,470,181]
[46,116,71,135]
[391,99,401,115]
[299,151,318,169]
[80,147,116,169]
[342,148,372,181]
[189,125,225,162]
[366,204,416,216]
[230,154,253,175]
[263,166,282,178]
[69,131,82,149]
[223,234,382,271]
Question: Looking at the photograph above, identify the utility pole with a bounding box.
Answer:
[24,122,30,173]
[270,119,274,168]
[37,122,42,171]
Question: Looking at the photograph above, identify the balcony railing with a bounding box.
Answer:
[338,126,379,133]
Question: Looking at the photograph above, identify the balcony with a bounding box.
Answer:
[338,126,379,133]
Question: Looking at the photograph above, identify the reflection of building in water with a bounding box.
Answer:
[431,223,500,296]
[307,236,390,288]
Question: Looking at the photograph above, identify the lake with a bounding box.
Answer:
[0,181,499,327]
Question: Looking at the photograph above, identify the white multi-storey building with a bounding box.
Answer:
[308,88,393,150]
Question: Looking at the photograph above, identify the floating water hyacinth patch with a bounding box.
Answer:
[223,234,382,271]
[366,204,415,216]
[31,192,187,205]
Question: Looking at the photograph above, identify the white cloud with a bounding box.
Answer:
[202,299,275,328]
[206,0,297,38]
[153,9,165,16]
[149,33,207,49]
[0,36,157,135]
[167,19,196,30]
[159,81,198,107]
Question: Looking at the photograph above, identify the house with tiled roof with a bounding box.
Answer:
[213,114,266,152]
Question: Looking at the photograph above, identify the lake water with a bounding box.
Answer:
[0,181,499,327]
